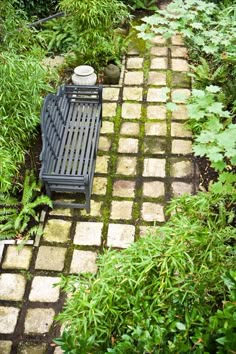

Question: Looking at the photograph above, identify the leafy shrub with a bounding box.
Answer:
[58,0,131,70]
[0,52,57,192]
[0,0,43,55]
[185,86,236,172]
[137,0,236,109]
[0,170,52,240]
[36,17,75,55]
[12,0,59,19]
[56,189,236,353]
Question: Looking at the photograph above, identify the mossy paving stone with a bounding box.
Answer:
[171,72,191,88]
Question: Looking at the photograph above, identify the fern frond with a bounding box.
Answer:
[29,195,53,209]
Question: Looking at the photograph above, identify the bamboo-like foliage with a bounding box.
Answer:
[59,0,131,69]
[56,190,236,353]
[0,52,57,192]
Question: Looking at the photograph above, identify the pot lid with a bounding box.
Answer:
[74,65,94,76]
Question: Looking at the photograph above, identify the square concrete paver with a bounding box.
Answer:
[112,180,135,198]
[29,276,60,302]
[107,224,135,248]
[172,139,192,154]
[100,121,114,134]
[92,177,107,195]
[145,122,167,136]
[123,87,143,101]
[144,137,166,154]
[2,246,32,270]
[103,103,117,117]
[35,246,67,271]
[98,136,111,151]
[143,158,166,177]
[0,307,19,334]
[171,34,184,45]
[124,71,144,85]
[121,103,141,119]
[171,123,192,138]
[70,250,97,274]
[95,155,109,173]
[171,46,187,58]
[120,122,140,136]
[148,71,166,86]
[0,341,12,354]
[171,160,193,177]
[80,200,102,217]
[74,222,103,246]
[141,203,165,222]
[116,156,137,175]
[143,181,165,198]
[172,105,188,120]
[147,88,168,102]
[111,201,133,220]
[126,57,144,69]
[118,138,139,153]
[24,308,55,334]
[172,182,193,196]
[139,226,157,238]
[172,59,189,72]
[150,46,168,56]
[150,35,167,45]
[103,87,120,101]
[0,274,26,301]
[150,57,167,70]
[43,219,71,243]
[18,342,47,354]
[147,105,166,120]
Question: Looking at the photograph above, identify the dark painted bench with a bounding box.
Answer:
[39,84,103,212]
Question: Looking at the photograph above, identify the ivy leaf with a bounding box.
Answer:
[212,160,226,171]
[206,85,221,93]
[208,102,224,114]
[208,147,223,162]
[192,89,205,97]
[194,36,205,46]
[196,131,215,143]
[193,144,208,157]
[191,22,203,29]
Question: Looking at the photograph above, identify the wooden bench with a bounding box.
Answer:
[39,84,102,212]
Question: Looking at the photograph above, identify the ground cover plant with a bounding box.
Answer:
[56,187,236,353]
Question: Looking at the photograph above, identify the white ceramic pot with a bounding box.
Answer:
[72,65,97,85]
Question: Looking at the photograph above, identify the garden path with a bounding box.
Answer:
[0,34,198,353]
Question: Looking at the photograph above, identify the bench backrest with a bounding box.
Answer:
[40,85,102,176]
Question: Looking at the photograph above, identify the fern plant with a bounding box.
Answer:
[0,171,52,240]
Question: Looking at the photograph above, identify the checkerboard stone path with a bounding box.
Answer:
[0,34,198,353]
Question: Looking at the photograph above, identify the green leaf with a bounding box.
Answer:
[176,322,186,331]
[206,85,221,93]
[208,102,224,115]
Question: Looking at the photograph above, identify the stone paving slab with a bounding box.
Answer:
[0,33,197,353]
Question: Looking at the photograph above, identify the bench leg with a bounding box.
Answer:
[85,186,90,213]
[45,183,52,198]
